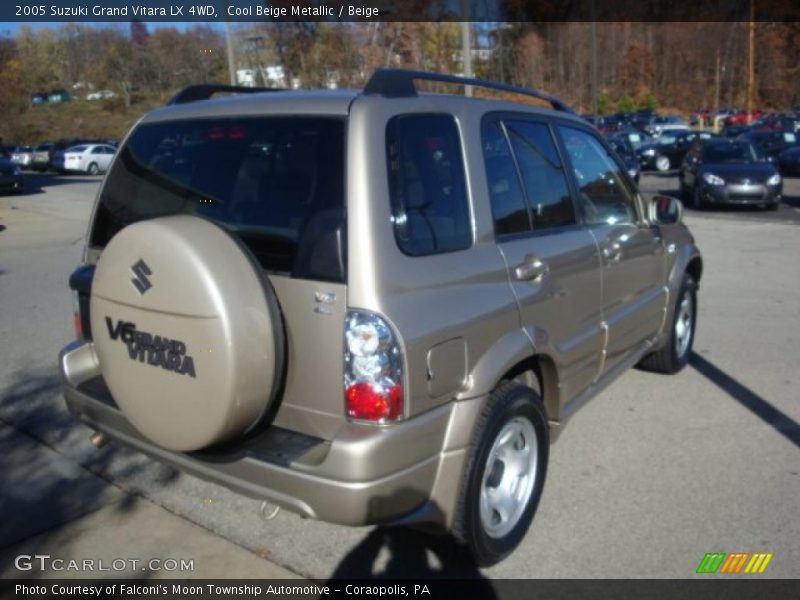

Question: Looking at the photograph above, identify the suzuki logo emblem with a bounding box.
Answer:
[130,259,152,295]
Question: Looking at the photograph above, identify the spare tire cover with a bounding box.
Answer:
[90,215,284,452]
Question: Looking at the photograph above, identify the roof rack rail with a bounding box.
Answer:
[167,84,284,106]
[363,68,575,114]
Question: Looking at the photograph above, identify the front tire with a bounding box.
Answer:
[452,382,548,566]
[639,273,697,374]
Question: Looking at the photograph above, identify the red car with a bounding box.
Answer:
[724,110,762,126]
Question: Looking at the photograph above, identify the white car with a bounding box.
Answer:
[57,144,116,175]
[86,90,116,101]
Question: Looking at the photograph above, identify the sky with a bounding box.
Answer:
[0,22,216,38]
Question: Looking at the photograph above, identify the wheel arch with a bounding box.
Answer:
[462,329,561,424]
[686,255,703,284]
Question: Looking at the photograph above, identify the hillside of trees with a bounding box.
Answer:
[0,21,798,142]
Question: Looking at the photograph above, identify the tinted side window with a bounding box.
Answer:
[558,126,638,226]
[481,121,530,236]
[505,120,576,230]
[386,115,471,256]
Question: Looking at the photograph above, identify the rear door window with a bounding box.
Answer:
[504,120,576,230]
[386,114,471,256]
[481,121,530,236]
[91,117,346,282]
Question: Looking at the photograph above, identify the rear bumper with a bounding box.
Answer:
[60,340,472,528]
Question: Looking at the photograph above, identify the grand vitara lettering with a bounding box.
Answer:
[105,317,196,378]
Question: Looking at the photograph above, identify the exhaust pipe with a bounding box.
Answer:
[89,432,110,448]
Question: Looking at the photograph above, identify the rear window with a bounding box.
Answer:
[91,117,346,282]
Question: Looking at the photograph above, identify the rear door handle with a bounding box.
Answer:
[515,256,549,281]
[603,241,623,263]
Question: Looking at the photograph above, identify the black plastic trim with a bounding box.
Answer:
[363,68,575,114]
[167,84,284,106]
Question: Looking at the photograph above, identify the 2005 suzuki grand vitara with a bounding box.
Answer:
[60,69,702,565]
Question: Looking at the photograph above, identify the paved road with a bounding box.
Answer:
[1,172,798,580]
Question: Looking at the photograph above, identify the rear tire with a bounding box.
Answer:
[452,382,548,567]
[655,155,671,172]
[87,162,99,175]
[639,273,697,374]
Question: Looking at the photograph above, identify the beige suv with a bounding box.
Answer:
[60,69,702,565]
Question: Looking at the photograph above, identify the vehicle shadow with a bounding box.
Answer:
[329,525,496,593]
[781,189,800,208]
[15,172,102,196]
[0,367,179,563]
[689,352,800,449]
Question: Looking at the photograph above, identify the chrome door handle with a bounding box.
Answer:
[515,257,549,281]
[603,242,623,262]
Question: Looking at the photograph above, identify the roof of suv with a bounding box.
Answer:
[142,88,587,128]
[143,89,359,123]
[141,70,586,126]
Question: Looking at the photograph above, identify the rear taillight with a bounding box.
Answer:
[344,310,404,423]
[72,292,83,340]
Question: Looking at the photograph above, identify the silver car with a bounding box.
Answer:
[60,69,702,565]
[10,146,34,169]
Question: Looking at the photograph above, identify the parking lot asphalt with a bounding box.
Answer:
[0,171,798,580]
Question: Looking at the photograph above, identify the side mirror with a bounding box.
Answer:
[650,194,683,225]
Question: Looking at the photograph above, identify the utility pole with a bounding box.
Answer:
[223,2,236,86]
[746,0,755,124]
[714,51,721,115]
[591,20,597,117]
[461,0,472,96]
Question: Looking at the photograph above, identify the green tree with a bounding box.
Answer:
[618,94,635,113]
[596,91,608,115]
[639,92,657,111]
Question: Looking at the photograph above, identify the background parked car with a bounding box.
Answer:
[49,138,106,170]
[737,130,799,163]
[31,142,53,171]
[52,144,116,175]
[724,109,762,126]
[29,92,48,106]
[638,130,719,172]
[679,139,782,210]
[610,127,653,151]
[607,136,641,183]
[645,115,687,136]
[0,155,24,194]
[10,146,34,169]
[777,146,800,177]
[86,90,116,101]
